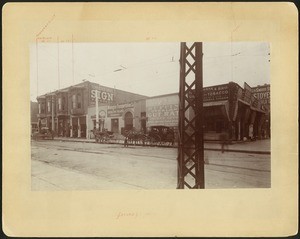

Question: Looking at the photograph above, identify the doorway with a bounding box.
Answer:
[111,118,119,133]
[124,111,133,130]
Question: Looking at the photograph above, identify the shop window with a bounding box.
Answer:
[204,121,214,131]
[216,120,224,133]
[141,112,146,133]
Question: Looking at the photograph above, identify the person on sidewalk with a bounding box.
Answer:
[219,132,229,153]
[124,136,129,147]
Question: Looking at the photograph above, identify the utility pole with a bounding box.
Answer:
[177,42,205,189]
[95,90,99,130]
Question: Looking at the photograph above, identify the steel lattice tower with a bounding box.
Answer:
[177,42,205,189]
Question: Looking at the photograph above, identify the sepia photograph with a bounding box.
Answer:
[3,2,297,237]
[30,41,271,190]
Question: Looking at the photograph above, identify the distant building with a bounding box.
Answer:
[31,101,38,134]
[35,80,270,141]
[252,84,270,138]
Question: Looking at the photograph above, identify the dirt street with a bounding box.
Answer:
[31,140,270,190]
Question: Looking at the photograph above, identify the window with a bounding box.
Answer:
[38,103,41,114]
[77,93,82,108]
[58,98,62,111]
[62,97,65,110]
[47,101,51,112]
[72,94,76,109]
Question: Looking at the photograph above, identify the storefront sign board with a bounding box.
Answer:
[107,103,134,117]
[146,95,179,127]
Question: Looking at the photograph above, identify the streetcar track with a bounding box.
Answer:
[207,167,270,177]
[207,163,270,172]
[32,143,270,174]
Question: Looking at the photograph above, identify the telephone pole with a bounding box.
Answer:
[177,42,205,189]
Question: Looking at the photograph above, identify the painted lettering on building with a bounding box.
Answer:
[90,89,114,103]
[146,95,179,127]
[252,85,270,105]
[203,84,229,102]
[107,103,134,117]
[147,104,179,126]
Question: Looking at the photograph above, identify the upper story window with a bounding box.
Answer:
[38,103,41,114]
[58,98,62,111]
[62,97,65,110]
[47,101,51,112]
[77,93,82,109]
[72,94,76,109]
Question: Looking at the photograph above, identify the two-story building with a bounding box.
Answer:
[36,81,148,139]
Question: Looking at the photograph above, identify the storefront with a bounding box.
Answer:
[87,101,144,138]
[36,80,269,141]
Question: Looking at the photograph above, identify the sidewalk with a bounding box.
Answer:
[52,136,270,154]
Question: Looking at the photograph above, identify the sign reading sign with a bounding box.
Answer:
[107,103,134,117]
[203,84,229,102]
[90,88,114,104]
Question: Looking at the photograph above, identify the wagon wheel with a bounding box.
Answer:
[150,134,161,146]
[140,134,147,146]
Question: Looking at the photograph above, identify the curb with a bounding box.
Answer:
[51,138,270,155]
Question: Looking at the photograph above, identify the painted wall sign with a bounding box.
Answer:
[252,85,270,107]
[146,95,179,126]
[203,84,229,102]
[90,85,114,105]
[107,103,134,117]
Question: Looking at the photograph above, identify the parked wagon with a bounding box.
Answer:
[92,129,114,143]
[122,126,175,146]
[146,126,175,146]
[123,128,146,145]
[32,127,54,140]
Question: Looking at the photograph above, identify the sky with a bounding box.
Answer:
[30,42,270,101]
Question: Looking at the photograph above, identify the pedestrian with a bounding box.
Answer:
[219,132,228,153]
[124,136,129,147]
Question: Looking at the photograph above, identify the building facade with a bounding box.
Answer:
[31,101,38,134]
[36,81,148,139]
[35,81,270,141]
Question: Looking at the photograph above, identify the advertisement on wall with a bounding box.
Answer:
[107,103,134,118]
[146,94,179,127]
[252,85,270,105]
[203,84,229,102]
[90,85,114,105]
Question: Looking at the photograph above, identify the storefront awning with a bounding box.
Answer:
[203,100,228,107]
[204,100,230,121]
[250,106,266,113]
